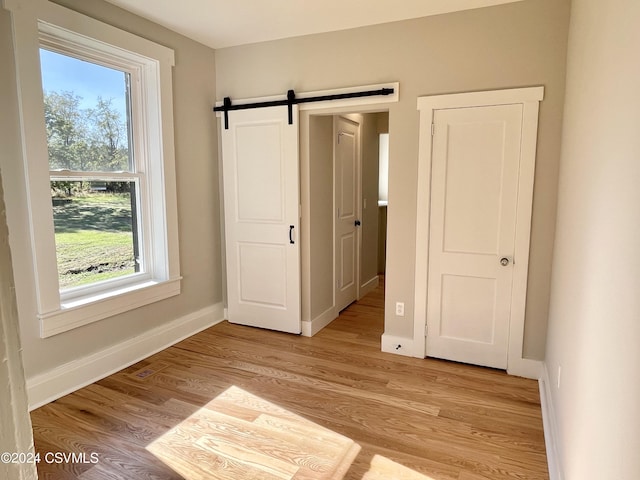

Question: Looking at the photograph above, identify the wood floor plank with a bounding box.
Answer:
[30,277,548,479]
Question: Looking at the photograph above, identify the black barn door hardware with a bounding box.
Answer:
[214,87,395,129]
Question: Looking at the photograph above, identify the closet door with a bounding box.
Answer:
[425,104,524,369]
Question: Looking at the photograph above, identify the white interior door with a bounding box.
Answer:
[221,106,301,334]
[335,116,360,312]
[426,104,523,369]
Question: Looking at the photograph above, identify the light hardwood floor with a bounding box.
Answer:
[31,279,548,479]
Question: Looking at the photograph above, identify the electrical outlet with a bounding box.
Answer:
[557,366,562,389]
[395,302,404,316]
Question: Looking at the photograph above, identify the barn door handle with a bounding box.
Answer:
[289,225,295,244]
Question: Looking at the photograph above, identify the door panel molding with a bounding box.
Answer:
[413,87,543,377]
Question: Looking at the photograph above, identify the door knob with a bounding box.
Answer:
[354,220,361,227]
[500,257,510,266]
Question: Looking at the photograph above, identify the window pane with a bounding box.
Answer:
[40,48,132,172]
[52,180,140,290]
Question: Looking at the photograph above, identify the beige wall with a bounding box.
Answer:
[216,0,570,358]
[378,206,387,274]
[308,115,334,319]
[0,0,221,380]
[545,0,640,477]
[360,113,382,288]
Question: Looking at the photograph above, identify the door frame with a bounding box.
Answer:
[413,87,544,378]
[334,115,362,312]
[299,85,398,337]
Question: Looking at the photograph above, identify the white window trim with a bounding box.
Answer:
[4,0,181,338]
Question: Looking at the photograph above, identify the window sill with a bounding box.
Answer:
[38,277,182,338]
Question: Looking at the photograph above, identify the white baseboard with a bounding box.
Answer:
[359,275,379,299]
[507,357,543,380]
[301,306,337,337]
[381,333,415,357]
[540,362,563,480]
[27,302,224,411]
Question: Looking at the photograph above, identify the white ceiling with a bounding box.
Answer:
[103,0,523,49]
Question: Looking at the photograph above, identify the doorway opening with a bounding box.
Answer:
[303,109,389,337]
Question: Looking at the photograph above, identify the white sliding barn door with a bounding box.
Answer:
[221,106,301,334]
[426,104,523,369]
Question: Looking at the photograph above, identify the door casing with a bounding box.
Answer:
[413,87,544,378]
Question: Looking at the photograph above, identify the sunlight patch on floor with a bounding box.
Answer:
[147,385,439,479]
[146,385,360,479]
[363,455,437,480]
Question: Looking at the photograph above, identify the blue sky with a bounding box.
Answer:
[39,48,128,119]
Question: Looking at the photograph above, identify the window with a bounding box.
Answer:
[378,133,389,206]
[6,1,180,337]
[41,48,141,293]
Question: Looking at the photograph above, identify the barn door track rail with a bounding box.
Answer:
[214,87,395,129]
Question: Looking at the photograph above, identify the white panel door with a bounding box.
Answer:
[221,106,300,334]
[426,104,523,369]
[335,116,359,312]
